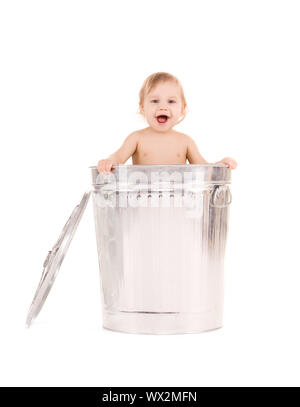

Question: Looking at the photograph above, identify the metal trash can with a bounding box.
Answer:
[27,164,232,334]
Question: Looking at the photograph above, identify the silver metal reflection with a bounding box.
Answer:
[91,165,232,334]
[26,192,91,327]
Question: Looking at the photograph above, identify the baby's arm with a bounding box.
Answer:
[186,135,209,164]
[98,132,139,173]
[186,135,237,169]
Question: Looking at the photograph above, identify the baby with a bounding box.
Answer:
[97,72,237,173]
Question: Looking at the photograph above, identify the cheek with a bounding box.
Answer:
[145,106,155,116]
[172,104,182,115]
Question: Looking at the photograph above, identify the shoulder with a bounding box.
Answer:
[129,128,152,144]
[125,130,141,143]
[174,131,193,145]
[129,128,150,138]
[128,130,140,137]
[182,133,197,146]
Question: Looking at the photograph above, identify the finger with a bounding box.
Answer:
[97,160,105,172]
[100,164,108,174]
[105,163,112,172]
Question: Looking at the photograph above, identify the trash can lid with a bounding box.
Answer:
[26,191,91,328]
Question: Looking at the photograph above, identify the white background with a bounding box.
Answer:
[1,0,300,387]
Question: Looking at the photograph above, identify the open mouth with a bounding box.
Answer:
[156,115,169,124]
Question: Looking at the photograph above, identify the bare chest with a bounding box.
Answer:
[133,135,187,165]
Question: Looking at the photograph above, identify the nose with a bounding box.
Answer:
[158,106,168,112]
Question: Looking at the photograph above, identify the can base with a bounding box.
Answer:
[102,309,223,335]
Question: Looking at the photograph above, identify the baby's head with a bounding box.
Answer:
[138,72,187,133]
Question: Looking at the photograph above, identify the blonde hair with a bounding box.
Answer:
[138,72,188,124]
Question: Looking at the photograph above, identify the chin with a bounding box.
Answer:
[150,122,173,132]
[154,126,172,133]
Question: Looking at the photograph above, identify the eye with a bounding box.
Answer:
[151,99,159,103]
[168,100,176,104]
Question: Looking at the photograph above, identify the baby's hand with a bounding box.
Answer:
[217,157,238,170]
[97,158,116,174]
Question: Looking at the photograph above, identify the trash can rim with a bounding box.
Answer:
[89,163,228,169]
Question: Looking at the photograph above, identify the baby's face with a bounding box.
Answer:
[142,81,184,133]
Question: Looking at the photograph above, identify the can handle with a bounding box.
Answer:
[210,185,232,208]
